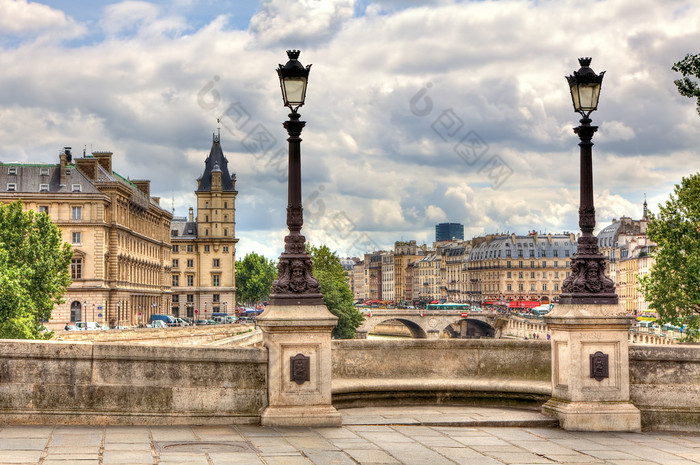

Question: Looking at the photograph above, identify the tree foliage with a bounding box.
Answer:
[307,244,363,339]
[672,53,700,117]
[235,252,276,305]
[640,173,700,340]
[0,200,73,339]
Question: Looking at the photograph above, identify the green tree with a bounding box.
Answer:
[0,200,73,339]
[640,173,700,340]
[235,252,276,305]
[672,53,700,117]
[307,244,363,339]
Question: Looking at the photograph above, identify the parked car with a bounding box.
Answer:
[75,321,105,331]
[148,320,168,329]
[174,317,190,326]
[237,316,255,325]
[149,314,176,326]
[64,324,79,331]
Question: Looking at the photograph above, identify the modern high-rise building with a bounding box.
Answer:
[435,222,464,242]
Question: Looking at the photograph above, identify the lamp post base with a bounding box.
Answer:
[257,304,341,427]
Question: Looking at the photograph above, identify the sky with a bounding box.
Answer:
[1,0,699,260]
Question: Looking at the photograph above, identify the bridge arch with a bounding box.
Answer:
[442,318,496,339]
[365,317,428,339]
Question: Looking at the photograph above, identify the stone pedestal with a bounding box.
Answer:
[257,304,342,427]
[542,303,641,432]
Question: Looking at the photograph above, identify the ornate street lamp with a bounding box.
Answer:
[559,58,617,305]
[269,50,323,306]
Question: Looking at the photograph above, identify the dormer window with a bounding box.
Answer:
[40,168,49,176]
[71,184,81,192]
[7,167,16,175]
[7,183,17,191]
[39,184,49,192]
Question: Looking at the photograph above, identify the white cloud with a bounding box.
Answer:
[0,0,70,34]
[1,0,699,258]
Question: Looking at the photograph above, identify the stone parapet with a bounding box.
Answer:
[0,340,267,425]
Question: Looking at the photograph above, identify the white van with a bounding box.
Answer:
[75,322,105,331]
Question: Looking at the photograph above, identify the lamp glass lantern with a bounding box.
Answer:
[566,57,605,116]
[277,50,311,111]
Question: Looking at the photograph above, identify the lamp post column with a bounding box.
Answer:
[258,50,340,428]
[542,58,640,432]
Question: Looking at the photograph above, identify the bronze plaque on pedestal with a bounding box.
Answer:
[290,353,310,385]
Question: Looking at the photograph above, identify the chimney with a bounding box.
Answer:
[92,151,113,174]
[188,207,194,222]
[75,157,99,180]
[59,153,67,186]
[132,180,150,197]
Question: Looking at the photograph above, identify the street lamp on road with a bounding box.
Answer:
[269,50,323,306]
[559,57,617,305]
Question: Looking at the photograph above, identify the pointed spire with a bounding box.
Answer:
[643,194,648,220]
[197,132,235,192]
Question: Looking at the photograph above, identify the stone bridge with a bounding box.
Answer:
[356,309,505,339]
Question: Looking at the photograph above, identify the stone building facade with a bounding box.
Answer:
[0,149,172,329]
[170,134,238,319]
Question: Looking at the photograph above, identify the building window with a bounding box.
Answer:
[71,232,81,244]
[554,261,559,268]
[212,274,220,287]
[223,246,229,253]
[71,184,81,192]
[40,167,49,176]
[172,295,179,303]
[187,275,194,286]
[187,259,194,267]
[213,258,220,268]
[172,245,179,253]
[531,284,536,291]
[543,284,547,291]
[565,249,570,257]
[39,184,49,192]
[6,183,17,191]
[7,167,17,175]
[555,271,559,279]
[518,272,523,279]
[172,259,179,268]
[205,229,209,236]
[554,250,559,257]
[187,294,194,303]
[187,245,193,252]
[172,275,179,286]
[519,284,524,291]
[554,284,560,291]
[530,272,535,278]
[71,206,82,220]
[507,261,511,268]
[213,294,220,302]
[205,201,209,208]
[519,261,523,268]
[530,261,535,268]
[224,229,228,236]
[542,272,547,278]
[204,245,210,252]
[205,215,209,222]
[171,230,178,236]
[507,271,511,278]
[39,205,49,214]
[71,258,82,279]
[507,283,512,291]
[224,202,228,208]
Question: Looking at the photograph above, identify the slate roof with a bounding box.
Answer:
[196,134,236,192]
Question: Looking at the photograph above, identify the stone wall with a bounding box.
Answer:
[629,345,700,431]
[0,340,267,425]
[331,339,552,409]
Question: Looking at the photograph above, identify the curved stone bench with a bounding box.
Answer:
[331,339,551,409]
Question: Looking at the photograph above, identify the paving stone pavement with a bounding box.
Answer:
[1,406,699,465]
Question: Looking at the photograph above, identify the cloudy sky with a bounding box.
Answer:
[1,0,699,259]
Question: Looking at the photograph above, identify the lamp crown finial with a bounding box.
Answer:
[578,57,592,67]
[287,50,301,60]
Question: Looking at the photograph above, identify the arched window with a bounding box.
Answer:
[70,301,82,322]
